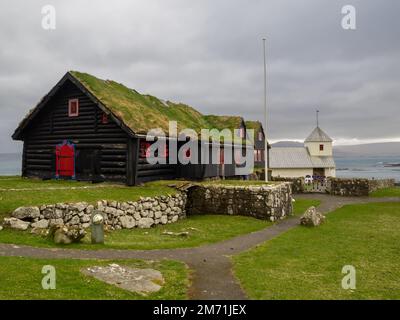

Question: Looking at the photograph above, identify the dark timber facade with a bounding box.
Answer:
[13,72,266,185]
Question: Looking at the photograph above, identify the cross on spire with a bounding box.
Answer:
[316,110,319,127]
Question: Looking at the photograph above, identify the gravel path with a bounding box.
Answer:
[0,195,399,299]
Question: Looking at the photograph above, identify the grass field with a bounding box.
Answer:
[0,193,316,250]
[233,202,400,300]
[0,214,272,250]
[370,187,400,198]
[0,256,189,299]
[0,177,177,219]
[292,198,321,216]
[0,177,281,219]
[0,176,317,251]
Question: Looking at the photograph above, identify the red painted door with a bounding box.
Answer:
[56,141,75,178]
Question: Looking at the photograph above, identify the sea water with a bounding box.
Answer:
[0,153,21,176]
[335,155,400,182]
[1,153,399,182]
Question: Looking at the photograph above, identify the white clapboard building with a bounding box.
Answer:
[270,126,336,179]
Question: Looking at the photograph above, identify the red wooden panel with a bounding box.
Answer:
[56,141,75,178]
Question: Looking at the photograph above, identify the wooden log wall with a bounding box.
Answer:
[22,80,128,182]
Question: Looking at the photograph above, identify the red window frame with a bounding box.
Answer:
[101,112,109,124]
[139,141,151,158]
[319,144,324,151]
[68,99,79,117]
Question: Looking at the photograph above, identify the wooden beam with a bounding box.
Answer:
[126,138,139,186]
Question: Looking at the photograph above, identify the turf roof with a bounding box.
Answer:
[70,71,249,139]
[245,121,263,133]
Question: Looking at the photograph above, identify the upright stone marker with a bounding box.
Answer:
[91,210,105,244]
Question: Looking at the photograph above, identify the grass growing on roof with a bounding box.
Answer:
[71,71,247,136]
[233,202,400,300]
[0,257,189,300]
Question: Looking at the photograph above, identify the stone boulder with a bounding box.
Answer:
[50,225,86,244]
[12,206,40,220]
[31,219,49,229]
[4,217,30,231]
[137,218,154,229]
[82,264,165,295]
[119,216,136,229]
[300,206,325,227]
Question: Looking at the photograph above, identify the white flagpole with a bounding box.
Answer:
[263,38,269,182]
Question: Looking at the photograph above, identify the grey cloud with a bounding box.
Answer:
[0,0,399,153]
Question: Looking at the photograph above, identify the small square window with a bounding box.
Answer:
[68,99,79,117]
[319,144,324,151]
[139,141,151,158]
[101,112,109,124]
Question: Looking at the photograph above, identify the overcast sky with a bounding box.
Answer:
[1,0,400,152]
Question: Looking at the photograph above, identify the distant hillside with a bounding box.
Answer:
[334,142,400,157]
[272,141,400,157]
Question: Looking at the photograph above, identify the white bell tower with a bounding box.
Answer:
[304,111,333,156]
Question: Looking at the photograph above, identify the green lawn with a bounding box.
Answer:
[0,177,281,220]
[233,202,400,300]
[0,192,317,250]
[292,198,321,216]
[0,215,272,250]
[0,256,189,299]
[370,187,400,198]
[0,177,177,219]
[0,176,318,251]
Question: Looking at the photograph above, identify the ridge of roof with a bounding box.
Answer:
[13,71,257,144]
[304,126,333,142]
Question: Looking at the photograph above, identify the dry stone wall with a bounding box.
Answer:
[271,177,305,194]
[5,193,187,231]
[186,183,293,221]
[327,178,395,196]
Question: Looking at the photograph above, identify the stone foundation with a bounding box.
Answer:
[185,183,293,221]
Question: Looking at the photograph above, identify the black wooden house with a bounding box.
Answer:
[12,71,266,185]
